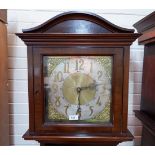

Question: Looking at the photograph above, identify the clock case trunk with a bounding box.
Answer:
[16,12,140,145]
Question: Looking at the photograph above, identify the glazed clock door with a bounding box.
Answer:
[33,47,123,133]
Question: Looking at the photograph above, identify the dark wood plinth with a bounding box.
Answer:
[23,129,133,146]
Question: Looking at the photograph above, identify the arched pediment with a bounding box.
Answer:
[23,11,134,34]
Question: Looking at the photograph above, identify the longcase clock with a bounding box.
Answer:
[16,12,140,145]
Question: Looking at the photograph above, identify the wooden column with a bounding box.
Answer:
[134,11,155,146]
[0,9,9,145]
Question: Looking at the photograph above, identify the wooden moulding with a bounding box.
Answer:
[22,11,134,33]
[23,129,133,146]
[133,11,155,33]
[134,110,155,136]
[134,11,155,45]
[16,33,140,46]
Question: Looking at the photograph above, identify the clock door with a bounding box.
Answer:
[33,46,123,134]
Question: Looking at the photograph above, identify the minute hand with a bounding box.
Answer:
[80,83,104,90]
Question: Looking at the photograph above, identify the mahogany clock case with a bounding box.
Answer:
[134,11,155,145]
[16,11,140,145]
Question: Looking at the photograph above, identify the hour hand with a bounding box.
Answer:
[81,83,96,90]
[80,82,109,91]
[80,82,99,90]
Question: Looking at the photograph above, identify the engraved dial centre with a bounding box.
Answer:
[62,72,96,105]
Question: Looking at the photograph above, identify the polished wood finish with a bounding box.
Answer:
[17,11,139,145]
[24,129,133,146]
[134,11,155,146]
[135,110,155,145]
[133,11,155,34]
[141,126,155,146]
[134,11,155,45]
[22,12,134,33]
[0,10,9,145]
[134,111,155,132]
[0,9,7,23]
[16,33,139,46]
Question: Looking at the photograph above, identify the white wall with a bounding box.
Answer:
[7,9,154,146]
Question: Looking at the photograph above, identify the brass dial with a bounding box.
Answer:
[62,72,96,105]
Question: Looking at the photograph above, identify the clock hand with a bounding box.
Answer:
[75,82,110,120]
[76,87,82,120]
[79,83,96,90]
[80,82,105,90]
